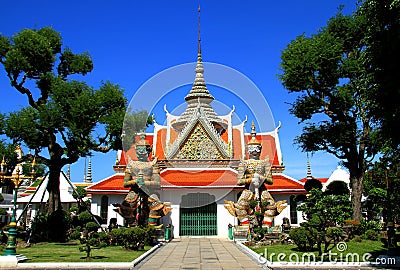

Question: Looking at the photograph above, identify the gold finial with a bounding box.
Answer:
[30,156,37,177]
[248,120,261,145]
[0,156,6,175]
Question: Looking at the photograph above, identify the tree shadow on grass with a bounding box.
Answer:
[80,256,108,260]
[55,242,79,246]
[290,246,319,252]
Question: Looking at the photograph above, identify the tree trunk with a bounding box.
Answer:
[46,163,62,213]
[350,174,364,221]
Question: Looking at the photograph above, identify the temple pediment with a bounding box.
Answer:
[166,108,231,160]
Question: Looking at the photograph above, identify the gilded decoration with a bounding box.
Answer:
[175,123,223,160]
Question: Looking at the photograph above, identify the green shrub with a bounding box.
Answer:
[69,230,81,240]
[364,229,379,241]
[360,220,381,234]
[69,206,79,213]
[0,208,7,215]
[123,227,146,250]
[326,227,343,242]
[110,228,124,246]
[48,209,71,242]
[289,226,317,251]
[353,235,363,242]
[30,210,71,243]
[143,225,156,246]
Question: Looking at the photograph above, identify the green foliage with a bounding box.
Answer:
[326,227,344,244]
[29,213,50,242]
[278,4,379,221]
[69,230,81,240]
[324,181,350,196]
[364,229,379,241]
[304,178,322,192]
[364,159,400,222]
[110,228,124,246]
[0,208,7,215]
[0,194,3,203]
[361,220,381,232]
[289,226,318,251]
[69,206,79,213]
[72,186,87,201]
[109,226,155,249]
[297,188,352,255]
[358,0,400,148]
[48,209,71,242]
[76,210,105,258]
[78,210,92,223]
[0,27,127,214]
[248,200,258,209]
[122,227,146,250]
[29,210,71,243]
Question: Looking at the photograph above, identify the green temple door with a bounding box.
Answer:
[180,193,217,236]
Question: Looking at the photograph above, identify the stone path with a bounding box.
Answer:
[135,238,263,270]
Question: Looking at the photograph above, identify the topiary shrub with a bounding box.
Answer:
[289,226,317,251]
[77,211,105,259]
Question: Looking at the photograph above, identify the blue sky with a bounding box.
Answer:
[0,1,357,182]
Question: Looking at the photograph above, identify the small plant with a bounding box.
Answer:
[248,200,258,209]
[353,235,363,242]
[364,229,379,241]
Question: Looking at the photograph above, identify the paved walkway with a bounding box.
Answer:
[135,238,263,270]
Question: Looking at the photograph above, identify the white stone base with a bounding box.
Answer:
[0,255,18,269]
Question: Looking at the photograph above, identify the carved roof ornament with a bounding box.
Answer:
[248,120,261,146]
[166,105,230,160]
[172,6,227,133]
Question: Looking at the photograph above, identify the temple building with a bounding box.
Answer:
[86,13,307,238]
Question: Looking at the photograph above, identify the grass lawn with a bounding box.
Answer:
[0,241,151,263]
[250,239,390,263]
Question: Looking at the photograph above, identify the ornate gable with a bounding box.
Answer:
[166,107,231,160]
[175,122,223,159]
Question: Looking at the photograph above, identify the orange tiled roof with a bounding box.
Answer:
[299,177,329,183]
[160,169,238,187]
[86,174,127,193]
[268,174,305,191]
[86,171,306,193]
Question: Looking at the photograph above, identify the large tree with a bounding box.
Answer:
[279,11,376,220]
[359,0,400,149]
[0,27,127,213]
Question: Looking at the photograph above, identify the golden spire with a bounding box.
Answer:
[248,121,261,145]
